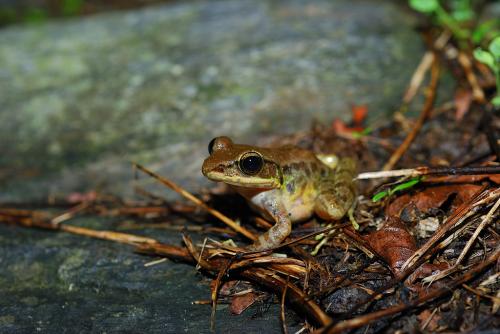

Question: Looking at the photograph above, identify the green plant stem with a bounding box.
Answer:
[435,5,469,39]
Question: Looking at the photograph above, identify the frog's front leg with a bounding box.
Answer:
[249,193,291,251]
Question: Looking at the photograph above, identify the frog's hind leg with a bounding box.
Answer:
[314,157,356,221]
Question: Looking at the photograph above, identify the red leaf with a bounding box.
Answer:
[352,104,368,125]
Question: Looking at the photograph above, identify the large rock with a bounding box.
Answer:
[0,1,424,332]
[1,0,422,200]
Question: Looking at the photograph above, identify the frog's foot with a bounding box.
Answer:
[347,202,359,230]
[248,219,292,251]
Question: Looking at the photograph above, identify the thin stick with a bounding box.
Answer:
[457,51,486,103]
[401,186,495,272]
[60,224,159,245]
[462,284,500,303]
[356,165,500,180]
[0,211,159,245]
[423,196,500,283]
[455,197,500,265]
[51,202,91,225]
[281,276,290,334]
[383,58,440,171]
[403,51,435,104]
[144,258,167,267]
[133,163,256,241]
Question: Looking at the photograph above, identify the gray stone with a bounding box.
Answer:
[1,0,422,201]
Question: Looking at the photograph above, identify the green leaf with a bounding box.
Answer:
[409,0,440,13]
[492,95,500,107]
[62,0,83,16]
[389,177,421,195]
[489,36,500,59]
[24,8,47,24]
[451,9,474,22]
[472,19,499,44]
[473,48,495,70]
[351,127,372,139]
[372,191,389,202]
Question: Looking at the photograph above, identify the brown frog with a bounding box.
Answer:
[202,136,356,250]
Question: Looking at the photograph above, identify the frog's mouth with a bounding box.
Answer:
[204,171,280,189]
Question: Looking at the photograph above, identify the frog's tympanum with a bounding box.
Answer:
[202,136,356,250]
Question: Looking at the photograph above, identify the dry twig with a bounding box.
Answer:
[133,162,256,241]
[383,58,440,170]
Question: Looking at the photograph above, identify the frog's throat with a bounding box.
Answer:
[205,172,281,189]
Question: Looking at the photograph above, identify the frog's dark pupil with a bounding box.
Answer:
[208,137,217,154]
[239,154,263,175]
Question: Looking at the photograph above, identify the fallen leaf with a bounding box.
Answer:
[363,216,417,274]
[214,280,238,296]
[454,88,472,121]
[352,104,368,125]
[230,292,258,315]
[418,309,441,331]
[331,105,368,134]
[363,216,449,286]
[385,184,483,220]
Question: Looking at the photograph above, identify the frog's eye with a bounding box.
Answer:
[208,136,233,154]
[239,152,264,175]
[208,137,217,155]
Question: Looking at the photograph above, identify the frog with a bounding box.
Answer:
[202,136,357,251]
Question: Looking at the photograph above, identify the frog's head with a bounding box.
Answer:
[202,136,282,189]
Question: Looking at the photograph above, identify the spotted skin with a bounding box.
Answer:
[202,136,356,250]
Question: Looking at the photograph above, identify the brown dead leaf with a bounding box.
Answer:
[211,280,258,314]
[418,309,441,331]
[385,184,483,220]
[213,280,238,296]
[363,216,449,289]
[454,87,472,121]
[230,292,258,315]
[424,174,500,184]
[363,216,417,274]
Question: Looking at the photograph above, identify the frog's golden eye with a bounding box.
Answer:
[239,152,264,175]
